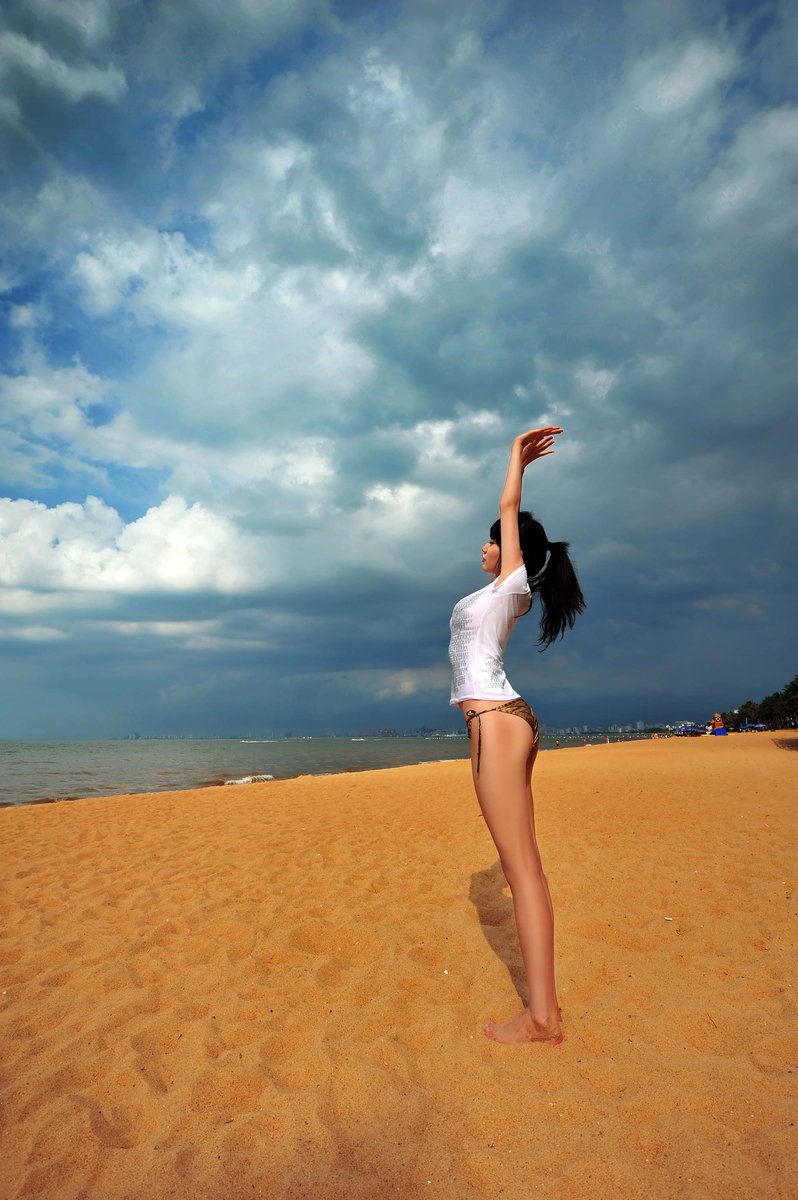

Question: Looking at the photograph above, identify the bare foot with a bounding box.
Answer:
[484,1008,563,1045]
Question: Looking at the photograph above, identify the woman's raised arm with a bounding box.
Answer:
[494,426,563,583]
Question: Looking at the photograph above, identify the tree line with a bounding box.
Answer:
[720,674,798,730]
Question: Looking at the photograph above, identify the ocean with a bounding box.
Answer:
[0,737,472,807]
[0,732,646,807]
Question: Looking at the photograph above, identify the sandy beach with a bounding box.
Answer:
[1,733,795,1199]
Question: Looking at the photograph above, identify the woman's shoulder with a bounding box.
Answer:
[491,564,529,595]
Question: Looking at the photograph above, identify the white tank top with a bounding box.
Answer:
[448,565,531,706]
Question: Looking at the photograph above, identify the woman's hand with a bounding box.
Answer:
[513,426,563,470]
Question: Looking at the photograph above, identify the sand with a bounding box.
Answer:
[0,733,795,1200]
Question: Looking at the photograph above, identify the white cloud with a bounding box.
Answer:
[693,593,764,619]
[6,624,69,641]
[105,617,222,642]
[630,40,736,118]
[574,364,618,403]
[0,355,117,489]
[0,30,126,106]
[566,34,739,212]
[126,0,330,130]
[373,666,450,699]
[361,480,460,553]
[1,356,105,439]
[73,229,264,322]
[9,304,34,328]
[0,588,109,615]
[0,495,260,593]
[696,106,798,239]
[0,171,110,265]
[431,169,557,267]
[0,339,344,512]
[24,0,116,49]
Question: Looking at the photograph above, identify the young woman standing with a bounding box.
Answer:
[448,426,585,1044]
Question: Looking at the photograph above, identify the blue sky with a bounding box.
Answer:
[1,0,796,738]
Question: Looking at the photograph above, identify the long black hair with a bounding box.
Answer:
[489,511,585,649]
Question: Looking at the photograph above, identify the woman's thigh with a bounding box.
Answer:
[470,711,540,868]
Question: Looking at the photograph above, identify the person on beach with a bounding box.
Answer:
[449,426,585,1045]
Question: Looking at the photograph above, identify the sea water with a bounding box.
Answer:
[0,732,646,807]
[0,737,471,807]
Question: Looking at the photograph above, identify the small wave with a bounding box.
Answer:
[224,774,275,785]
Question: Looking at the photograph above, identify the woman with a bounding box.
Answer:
[449,426,585,1045]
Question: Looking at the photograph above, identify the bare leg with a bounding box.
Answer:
[526,749,561,1019]
[470,711,562,1045]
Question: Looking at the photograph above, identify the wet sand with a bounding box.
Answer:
[1,733,795,1199]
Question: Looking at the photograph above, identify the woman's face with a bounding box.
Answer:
[481,538,500,575]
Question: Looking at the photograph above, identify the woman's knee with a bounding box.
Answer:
[500,849,543,889]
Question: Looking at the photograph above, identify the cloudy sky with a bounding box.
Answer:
[1,0,796,739]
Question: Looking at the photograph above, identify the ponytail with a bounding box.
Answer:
[489,510,586,649]
[531,540,585,650]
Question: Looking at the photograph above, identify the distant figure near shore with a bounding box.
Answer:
[448,426,585,1045]
[711,712,728,737]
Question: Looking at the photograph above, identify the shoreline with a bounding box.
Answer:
[0,735,470,810]
[2,734,795,1198]
[1,729,775,810]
